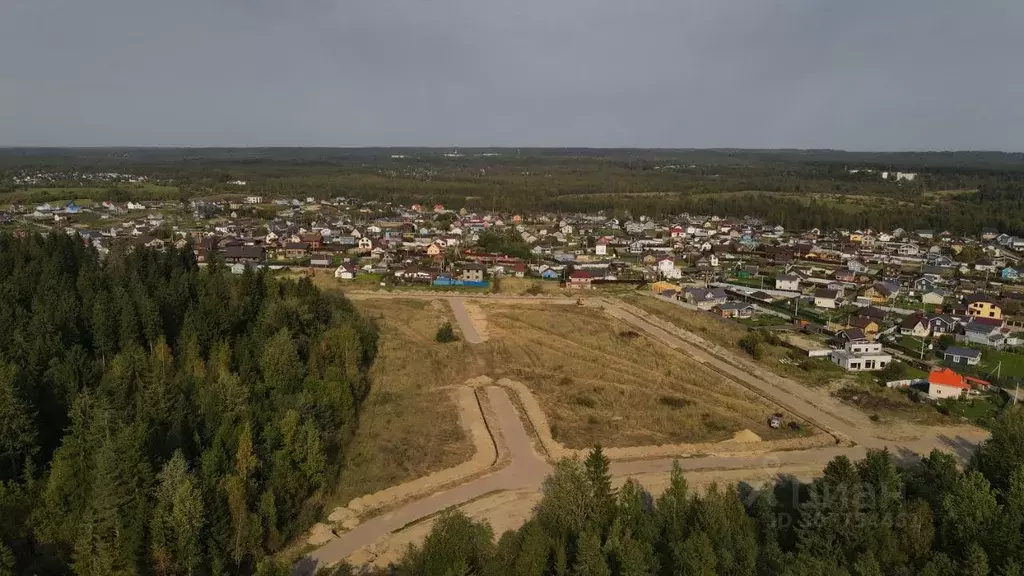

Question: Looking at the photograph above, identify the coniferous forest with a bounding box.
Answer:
[358,413,1024,576]
[0,234,378,575]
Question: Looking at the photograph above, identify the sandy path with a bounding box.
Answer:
[325,386,498,525]
[449,297,484,344]
[298,386,550,574]
[295,297,991,574]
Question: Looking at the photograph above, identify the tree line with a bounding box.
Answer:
[0,234,378,575]
[6,151,1024,234]
[324,410,1024,576]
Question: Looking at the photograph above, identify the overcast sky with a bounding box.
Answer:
[2,0,1022,150]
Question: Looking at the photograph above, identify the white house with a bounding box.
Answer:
[813,290,840,309]
[245,196,263,204]
[334,264,356,280]
[829,340,892,372]
[358,237,373,251]
[775,274,800,292]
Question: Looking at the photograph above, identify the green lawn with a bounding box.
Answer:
[937,391,1007,429]
[977,348,1024,379]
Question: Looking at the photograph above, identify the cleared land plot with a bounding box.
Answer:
[332,298,487,506]
[619,294,846,387]
[477,303,809,449]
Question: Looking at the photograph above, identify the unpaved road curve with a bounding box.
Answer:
[448,298,484,344]
[298,386,550,573]
[296,297,990,573]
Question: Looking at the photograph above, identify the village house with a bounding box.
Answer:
[927,368,970,400]
[775,274,800,292]
[459,263,487,282]
[712,302,756,319]
[683,287,729,310]
[223,245,266,265]
[899,313,930,337]
[813,289,840,309]
[829,339,891,372]
[943,346,982,366]
[965,294,1002,319]
[334,263,356,280]
[568,270,595,289]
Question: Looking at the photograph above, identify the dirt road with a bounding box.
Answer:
[448,298,484,344]
[298,386,550,573]
[295,296,989,573]
[298,381,985,573]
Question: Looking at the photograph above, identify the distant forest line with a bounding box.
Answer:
[4,148,1024,234]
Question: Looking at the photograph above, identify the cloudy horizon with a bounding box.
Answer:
[3,0,1022,150]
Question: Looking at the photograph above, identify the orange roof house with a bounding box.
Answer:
[926,368,970,400]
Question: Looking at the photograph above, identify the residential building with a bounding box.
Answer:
[829,340,892,372]
[223,245,266,265]
[943,347,982,366]
[927,368,970,400]
[334,264,356,280]
[459,263,486,282]
[900,314,929,337]
[568,270,594,289]
[965,295,1002,319]
[683,287,729,310]
[775,274,800,291]
[712,302,756,319]
[921,289,946,306]
[813,289,839,309]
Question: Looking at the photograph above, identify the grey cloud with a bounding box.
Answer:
[1,0,1022,149]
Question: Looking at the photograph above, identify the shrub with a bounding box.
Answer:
[659,395,689,409]
[523,283,544,296]
[435,322,457,343]
[575,394,597,408]
[738,332,765,359]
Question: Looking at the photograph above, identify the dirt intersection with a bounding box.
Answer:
[295,293,989,573]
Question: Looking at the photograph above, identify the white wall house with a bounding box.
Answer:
[829,340,892,372]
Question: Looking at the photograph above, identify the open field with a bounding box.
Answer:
[331,298,486,506]
[618,294,852,387]
[0,182,181,205]
[476,302,809,448]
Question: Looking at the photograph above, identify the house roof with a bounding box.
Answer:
[944,346,982,359]
[718,302,754,311]
[856,306,887,320]
[928,368,969,389]
[814,289,839,299]
[900,314,927,329]
[848,316,877,329]
[569,270,593,279]
[837,328,866,341]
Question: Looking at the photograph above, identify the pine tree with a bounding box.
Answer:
[151,451,204,576]
[974,409,1024,494]
[224,422,262,570]
[941,471,999,561]
[584,445,615,533]
[571,528,610,576]
[0,363,35,481]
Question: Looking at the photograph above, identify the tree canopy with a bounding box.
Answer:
[0,234,377,575]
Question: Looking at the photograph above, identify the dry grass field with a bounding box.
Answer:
[476,303,805,448]
[331,298,486,505]
[619,294,847,387]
